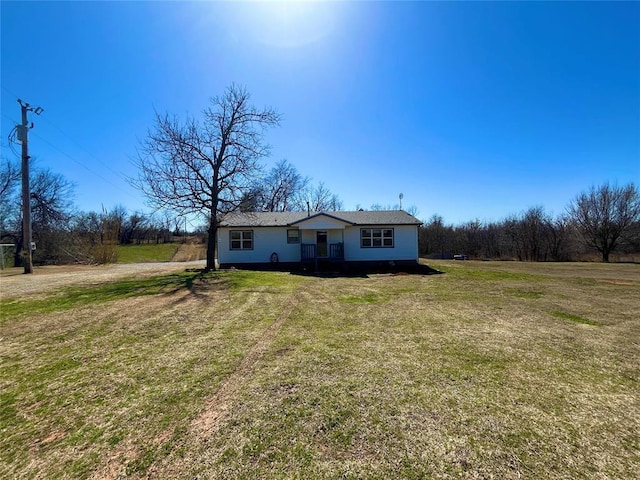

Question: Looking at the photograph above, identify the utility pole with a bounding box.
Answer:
[17,99,43,274]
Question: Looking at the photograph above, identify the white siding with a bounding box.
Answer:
[218,225,419,264]
[293,216,349,230]
[327,229,344,245]
[300,229,344,244]
[218,227,300,264]
[343,225,418,261]
[301,229,315,244]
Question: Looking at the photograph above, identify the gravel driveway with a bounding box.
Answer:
[0,261,206,299]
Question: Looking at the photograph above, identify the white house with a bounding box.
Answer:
[217,210,422,269]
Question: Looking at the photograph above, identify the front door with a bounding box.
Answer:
[316,231,328,258]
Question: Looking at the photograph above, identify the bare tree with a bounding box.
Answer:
[255,159,310,211]
[419,214,456,258]
[369,203,419,216]
[30,169,75,228]
[544,214,574,262]
[67,208,121,264]
[0,158,19,202]
[133,84,281,270]
[0,158,20,235]
[405,205,419,217]
[0,163,76,265]
[238,186,264,212]
[28,168,76,264]
[302,182,343,211]
[568,182,640,262]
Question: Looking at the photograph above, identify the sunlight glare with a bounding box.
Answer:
[243,1,341,48]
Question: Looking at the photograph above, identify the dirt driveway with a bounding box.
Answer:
[0,261,206,299]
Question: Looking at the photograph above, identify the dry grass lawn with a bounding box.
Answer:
[0,260,638,479]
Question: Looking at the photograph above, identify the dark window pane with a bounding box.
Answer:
[287,230,299,243]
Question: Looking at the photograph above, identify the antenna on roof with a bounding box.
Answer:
[399,193,403,210]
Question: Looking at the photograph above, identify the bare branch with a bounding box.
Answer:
[567,182,640,262]
[131,84,280,270]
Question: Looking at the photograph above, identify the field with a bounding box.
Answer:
[115,243,181,264]
[0,260,638,479]
[116,241,207,264]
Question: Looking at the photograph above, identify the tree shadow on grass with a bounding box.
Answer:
[291,262,444,279]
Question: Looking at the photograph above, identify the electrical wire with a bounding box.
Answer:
[1,86,198,222]
[7,126,21,158]
[2,85,130,187]
[28,129,139,200]
[36,114,131,185]
[1,112,138,201]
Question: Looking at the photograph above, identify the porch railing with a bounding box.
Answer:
[301,243,316,262]
[329,242,344,260]
[301,243,344,262]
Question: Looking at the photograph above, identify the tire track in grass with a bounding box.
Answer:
[93,289,262,480]
[141,289,300,479]
[190,292,298,438]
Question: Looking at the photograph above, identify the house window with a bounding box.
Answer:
[361,228,394,248]
[287,229,300,244]
[230,230,253,250]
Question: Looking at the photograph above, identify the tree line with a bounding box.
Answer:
[0,161,180,266]
[420,183,640,262]
[2,84,638,268]
[1,89,342,268]
[0,157,342,267]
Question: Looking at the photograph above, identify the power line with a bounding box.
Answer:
[3,85,131,185]
[0,84,21,99]
[1,112,139,201]
[2,85,138,199]
[37,113,132,185]
[1,86,182,219]
[29,130,139,200]
[6,125,21,158]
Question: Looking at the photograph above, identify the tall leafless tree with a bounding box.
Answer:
[133,84,281,270]
[0,158,20,236]
[302,182,343,211]
[0,161,76,265]
[29,169,76,264]
[257,159,310,212]
[0,158,20,203]
[568,182,640,262]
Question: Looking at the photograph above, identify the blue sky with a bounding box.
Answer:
[1,1,638,225]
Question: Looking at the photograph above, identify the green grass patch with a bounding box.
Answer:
[1,261,638,479]
[551,311,601,326]
[339,293,386,303]
[450,268,545,282]
[0,270,304,323]
[505,287,545,299]
[115,243,179,263]
[217,269,303,292]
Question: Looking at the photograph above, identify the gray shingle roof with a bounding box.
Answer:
[219,210,422,227]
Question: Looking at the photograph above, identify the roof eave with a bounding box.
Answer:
[288,211,356,226]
